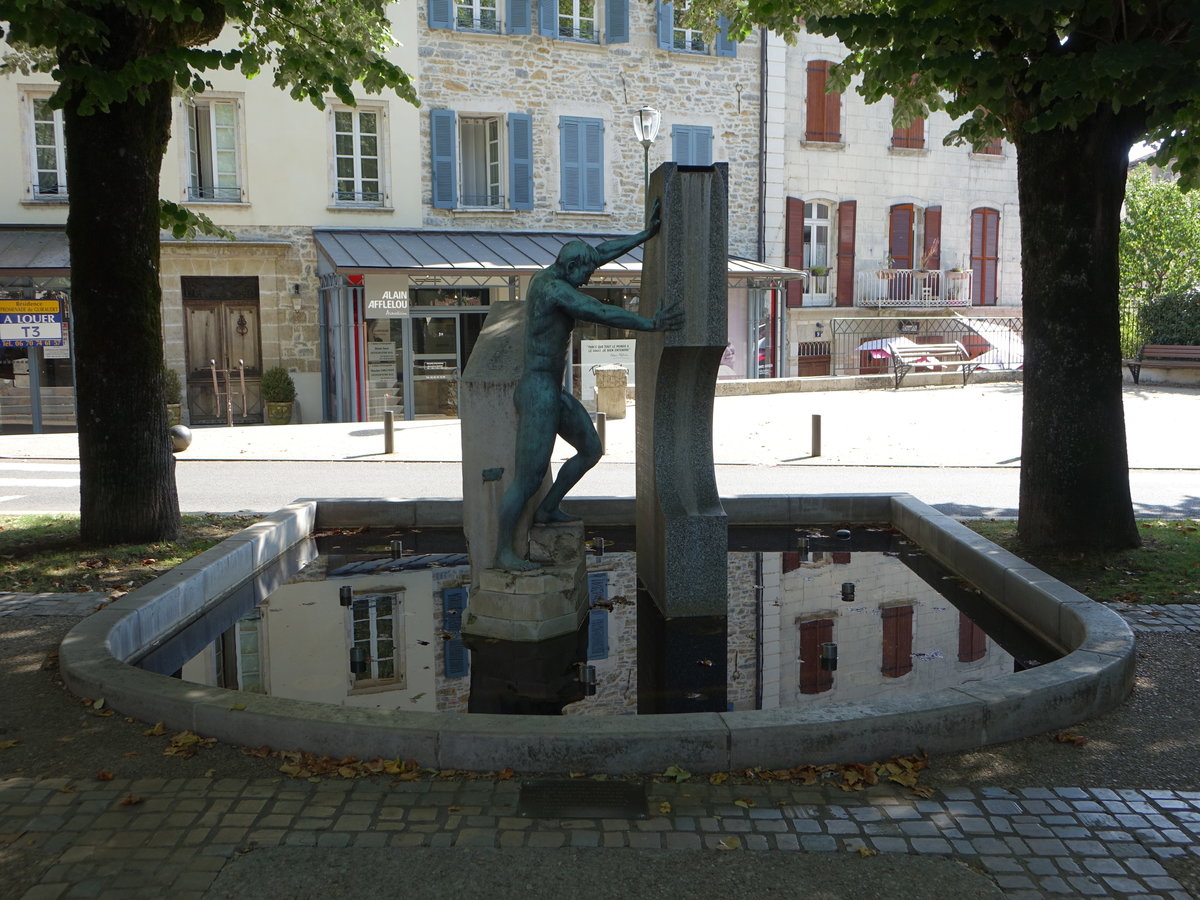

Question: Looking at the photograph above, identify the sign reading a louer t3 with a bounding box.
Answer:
[0,300,64,347]
[364,275,410,318]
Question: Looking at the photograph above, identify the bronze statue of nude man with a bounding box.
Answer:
[493,199,683,571]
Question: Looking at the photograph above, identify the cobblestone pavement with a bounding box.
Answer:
[3,598,1200,899]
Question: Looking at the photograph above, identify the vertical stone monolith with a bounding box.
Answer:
[636,163,729,618]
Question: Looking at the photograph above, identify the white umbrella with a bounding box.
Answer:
[853,336,922,352]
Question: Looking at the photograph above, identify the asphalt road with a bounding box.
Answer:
[2,457,1198,519]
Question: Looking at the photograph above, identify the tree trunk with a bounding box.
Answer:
[1014,108,1141,551]
[64,78,181,543]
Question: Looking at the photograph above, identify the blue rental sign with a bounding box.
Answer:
[0,300,64,347]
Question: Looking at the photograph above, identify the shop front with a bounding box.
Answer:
[0,229,74,434]
[314,228,801,423]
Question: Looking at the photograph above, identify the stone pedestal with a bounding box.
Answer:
[463,521,589,642]
[594,365,628,420]
[636,162,729,618]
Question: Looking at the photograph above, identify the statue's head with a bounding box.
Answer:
[556,240,599,287]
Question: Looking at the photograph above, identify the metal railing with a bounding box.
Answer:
[828,315,1024,376]
[856,269,973,308]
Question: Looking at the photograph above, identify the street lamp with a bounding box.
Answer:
[632,106,662,192]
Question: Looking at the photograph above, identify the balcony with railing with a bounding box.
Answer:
[856,269,972,308]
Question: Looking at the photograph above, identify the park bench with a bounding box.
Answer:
[889,341,976,389]
[1123,344,1200,384]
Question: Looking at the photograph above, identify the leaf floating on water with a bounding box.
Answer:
[143,722,167,736]
[734,798,756,809]
[120,794,144,807]
[708,772,729,785]
[0,739,19,751]
[96,771,115,781]
[855,845,878,858]
[659,801,672,815]
[716,837,741,851]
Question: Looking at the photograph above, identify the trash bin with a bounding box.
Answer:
[593,365,628,420]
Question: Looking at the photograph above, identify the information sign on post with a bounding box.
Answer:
[0,300,65,348]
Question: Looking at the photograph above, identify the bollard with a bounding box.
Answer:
[383,409,395,455]
[594,411,606,456]
[811,414,822,458]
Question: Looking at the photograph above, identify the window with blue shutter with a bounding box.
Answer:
[430,109,457,209]
[537,0,556,34]
[429,0,454,29]
[715,14,736,57]
[587,571,609,604]
[508,113,534,210]
[508,0,532,33]
[586,608,609,660]
[559,116,605,211]
[442,587,469,678]
[606,0,629,42]
[656,1,673,49]
[672,125,713,166]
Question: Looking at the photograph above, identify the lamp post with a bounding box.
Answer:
[632,106,662,194]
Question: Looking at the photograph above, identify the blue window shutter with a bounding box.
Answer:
[508,0,532,33]
[586,608,609,660]
[657,2,673,50]
[430,109,457,209]
[429,0,453,29]
[444,636,469,678]
[587,571,609,604]
[538,0,556,35]
[582,118,604,210]
[560,117,581,209]
[672,125,691,164]
[442,586,467,633]
[716,14,737,57]
[695,126,713,164]
[605,0,629,43]
[508,113,534,210]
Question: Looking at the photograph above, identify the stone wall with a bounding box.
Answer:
[417,10,762,257]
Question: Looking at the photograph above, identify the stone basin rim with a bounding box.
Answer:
[58,494,1136,775]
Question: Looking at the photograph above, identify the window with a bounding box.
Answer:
[429,0,530,32]
[430,109,534,210]
[881,604,914,678]
[559,115,604,212]
[656,2,735,56]
[979,137,1003,156]
[971,207,1000,305]
[186,98,242,202]
[786,197,834,308]
[958,611,987,663]
[24,93,68,200]
[333,107,385,206]
[457,0,500,31]
[805,60,841,142]
[536,0,627,41]
[892,107,925,149]
[349,592,405,687]
[799,618,834,694]
[557,0,597,41]
[671,125,713,166]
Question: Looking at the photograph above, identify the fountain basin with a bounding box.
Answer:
[58,494,1134,774]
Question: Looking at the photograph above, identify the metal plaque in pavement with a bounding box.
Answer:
[518,779,648,819]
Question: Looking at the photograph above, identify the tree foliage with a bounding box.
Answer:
[0,2,417,543]
[1120,165,1200,308]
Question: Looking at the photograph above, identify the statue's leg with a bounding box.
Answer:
[534,389,602,524]
[493,380,557,570]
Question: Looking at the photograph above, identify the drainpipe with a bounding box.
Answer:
[757,27,768,264]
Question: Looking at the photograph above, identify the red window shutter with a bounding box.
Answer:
[922,206,941,269]
[881,604,914,677]
[806,61,841,142]
[958,611,987,663]
[892,112,925,149]
[782,551,802,573]
[982,137,1002,155]
[831,550,851,565]
[835,199,856,307]
[888,204,915,269]
[785,196,806,308]
[799,618,834,694]
[970,207,1000,305]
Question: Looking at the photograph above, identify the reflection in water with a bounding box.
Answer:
[163,527,1059,716]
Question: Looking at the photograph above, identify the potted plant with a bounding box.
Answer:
[261,366,296,425]
[163,365,183,426]
[809,265,828,277]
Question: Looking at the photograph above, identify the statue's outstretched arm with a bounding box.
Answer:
[560,287,683,333]
[590,199,662,266]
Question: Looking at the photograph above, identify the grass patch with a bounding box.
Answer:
[966,518,1200,604]
[0,513,261,596]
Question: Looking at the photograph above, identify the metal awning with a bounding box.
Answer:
[0,228,70,275]
[314,228,805,286]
